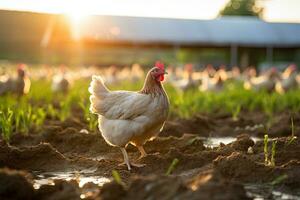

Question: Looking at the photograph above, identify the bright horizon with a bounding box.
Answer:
[0,0,300,23]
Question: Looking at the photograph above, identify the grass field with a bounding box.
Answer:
[1,76,300,142]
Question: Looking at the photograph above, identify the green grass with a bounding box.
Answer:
[1,76,300,141]
[271,174,288,186]
[0,108,14,142]
[112,170,125,186]
[270,140,277,167]
[264,133,277,167]
[264,134,269,166]
[286,117,297,146]
[78,98,98,131]
[166,158,179,175]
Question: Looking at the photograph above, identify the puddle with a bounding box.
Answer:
[235,124,265,132]
[32,171,110,189]
[202,137,261,148]
[244,184,300,200]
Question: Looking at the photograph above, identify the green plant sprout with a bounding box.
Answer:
[33,107,47,127]
[264,133,277,167]
[78,100,98,131]
[0,108,14,142]
[264,134,269,166]
[232,104,241,121]
[59,100,71,121]
[271,174,288,186]
[270,140,277,167]
[18,106,33,135]
[287,117,297,146]
[47,104,58,119]
[166,158,179,175]
[112,170,124,186]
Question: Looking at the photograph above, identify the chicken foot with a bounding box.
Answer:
[137,146,147,160]
[119,147,145,170]
[137,145,162,160]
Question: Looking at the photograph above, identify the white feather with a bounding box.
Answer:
[89,75,169,147]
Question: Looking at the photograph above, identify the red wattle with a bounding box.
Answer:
[159,75,164,81]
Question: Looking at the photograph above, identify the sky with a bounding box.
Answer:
[0,0,300,23]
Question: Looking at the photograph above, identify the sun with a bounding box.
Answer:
[66,11,87,25]
[65,8,89,40]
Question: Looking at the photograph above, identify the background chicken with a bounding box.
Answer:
[199,71,224,92]
[89,62,169,170]
[0,72,9,95]
[102,65,119,85]
[51,66,70,93]
[244,68,279,92]
[166,65,182,83]
[242,66,257,82]
[130,63,145,83]
[227,66,241,81]
[275,64,298,94]
[0,64,30,95]
[171,64,198,92]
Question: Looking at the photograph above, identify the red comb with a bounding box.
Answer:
[155,61,164,70]
[289,64,297,70]
[185,64,193,72]
[18,63,26,70]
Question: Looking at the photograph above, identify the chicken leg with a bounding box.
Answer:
[119,147,145,171]
[137,146,147,160]
[120,147,131,170]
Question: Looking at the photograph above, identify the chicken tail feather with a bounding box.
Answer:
[89,75,109,114]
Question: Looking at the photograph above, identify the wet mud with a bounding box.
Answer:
[1,111,300,199]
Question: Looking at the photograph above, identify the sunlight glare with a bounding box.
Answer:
[0,0,300,22]
[65,4,89,40]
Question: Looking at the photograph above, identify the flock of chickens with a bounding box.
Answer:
[0,63,298,96]
[0,64,74,95]
[0,63,146,96]
[167,64,299,94]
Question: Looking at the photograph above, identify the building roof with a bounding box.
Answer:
[80,15,300,47]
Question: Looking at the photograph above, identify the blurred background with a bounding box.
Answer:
[0,0,300,69]
[2,2,300,198]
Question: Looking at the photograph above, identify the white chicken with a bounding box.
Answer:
[242,66,257,82]
[130,63,145,83]
[275,64,298,94]
[166,65,181,83]
[199,71,223,92]
[204,64,217,78]
[0,73,9,95]
[51,67,70,93]
[103,65,119,85]
[230,66,241,81]
[89,62,169,170]
[216,65,228,81]
[0,64,31,95]
[171,64,197,92]
[244,68,279,92]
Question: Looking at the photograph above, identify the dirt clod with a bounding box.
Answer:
[0,168,34,200]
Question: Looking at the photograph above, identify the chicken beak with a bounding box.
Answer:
[164,71,168,75]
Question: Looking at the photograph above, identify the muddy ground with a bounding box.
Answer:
[0,111,300,200]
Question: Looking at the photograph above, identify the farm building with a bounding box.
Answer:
[0,9,300,67]
[79,15,300,68]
